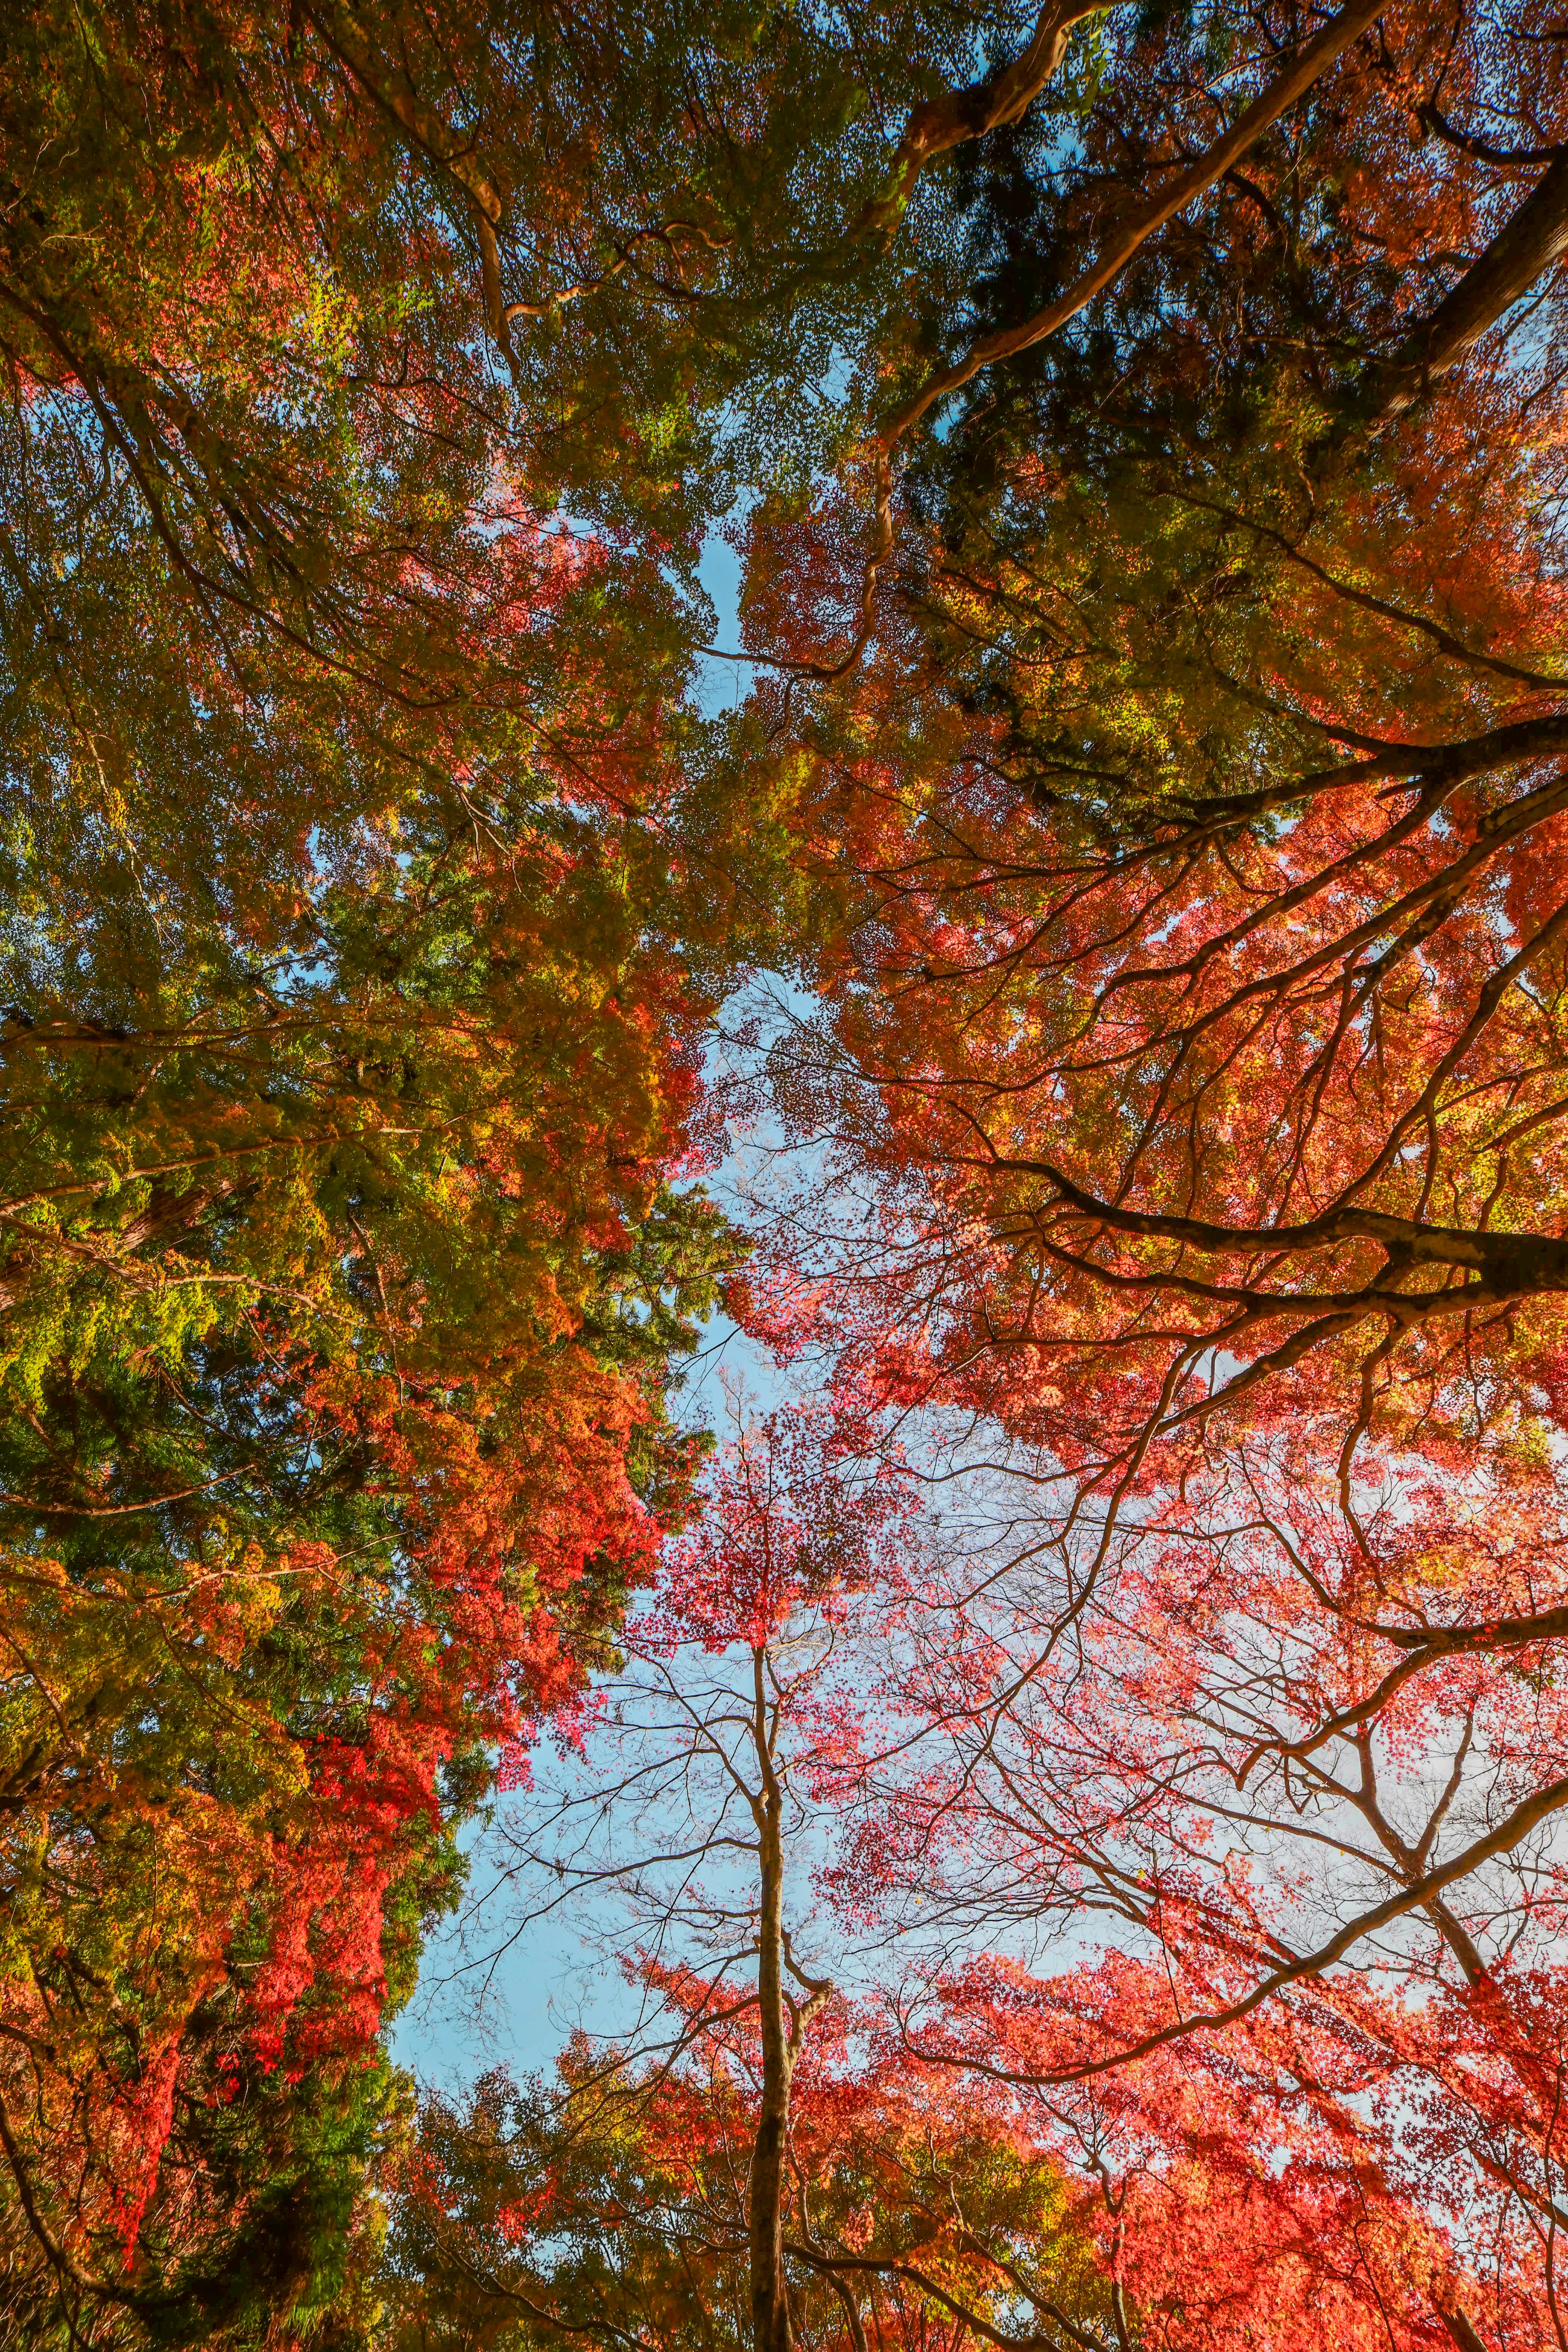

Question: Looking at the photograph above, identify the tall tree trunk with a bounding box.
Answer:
[748,1653,794,2352]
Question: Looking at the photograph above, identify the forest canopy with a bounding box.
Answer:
[2,1,1566,2346]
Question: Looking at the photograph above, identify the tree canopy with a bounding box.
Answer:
[4,0,1568,2345]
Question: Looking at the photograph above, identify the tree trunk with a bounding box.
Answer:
[1363,154,1568,421]
[1437,2302,1491,2352]
[749,1672,794,2352]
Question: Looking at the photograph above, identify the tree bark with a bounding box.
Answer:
[1362,154,1568,422]
[1437,2302,1491,2352]
[748,1650,794,2352]
[851,0,1103,243]
[884,0,1387,443]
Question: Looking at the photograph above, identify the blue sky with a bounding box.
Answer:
[394,526,778,2088]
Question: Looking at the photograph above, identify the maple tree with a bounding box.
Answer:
[745,0,1568,1523]
[782,1426,1567,2349]
[382,1407,1126,2352]
[386,1399,1548,2352]
[460,1403,919,2352]
[704,3,1568,2348]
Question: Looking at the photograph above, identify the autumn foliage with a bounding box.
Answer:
[711,3,1568,2346]
[6,0,1568,2346]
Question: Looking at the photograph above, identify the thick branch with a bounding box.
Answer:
[942,1769,1568,2085]
[1240,1606,1568,1785]
[884,0,1387,443]
[1158,709,1568,838]
[1015,1158,1568,1292]
[1437,2303,1492,2352]
[304,7,512,347]
[851,2,1103,242]
[1049,1156,1563,1281]
[1361,154,1568,421]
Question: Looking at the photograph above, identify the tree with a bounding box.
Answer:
[0,829,734,2339]
[718,0,1568,1862]
[788,1423,1568,2346]
[383,2027,1115,2352]
[1,0,1057,2324]
[701,4,1568,2345]
[0,346,744,2332]
[385,1401,985,2352]
[14,0,1568,2339]
[1,9,767,2323]
[739,0,1568,1530]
